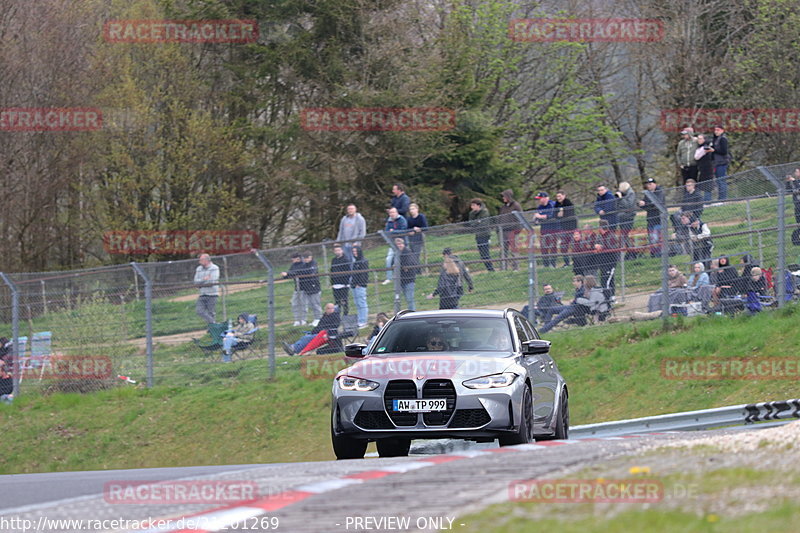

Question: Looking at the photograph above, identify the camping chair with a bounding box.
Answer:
[318,314,360,354]
[230,314,261,360]
[12,336,29,381]
[30,331,53,380]
[193,322,228,360]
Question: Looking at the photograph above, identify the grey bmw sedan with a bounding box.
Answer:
[330,308,569,459]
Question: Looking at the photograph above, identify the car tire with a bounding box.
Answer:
[538,388,569,441]
[331,423,367,460]
[376,437,411,457]
[499,385,533,446]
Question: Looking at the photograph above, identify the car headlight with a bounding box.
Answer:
[462,373,518,389]
[337,376,380,392]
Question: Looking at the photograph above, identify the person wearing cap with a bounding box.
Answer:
[676,128,698,184]
[694,134,715,202]
[594,185,618,229]
[427,248,474,309]
[637,178,664,257]
[533,192,559,267]
[499,189,523,271]
[711,125,731,201]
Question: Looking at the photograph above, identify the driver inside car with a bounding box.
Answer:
[484,329,512,351]
[426,333,448,351]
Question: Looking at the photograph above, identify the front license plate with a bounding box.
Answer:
[392,399,447,412]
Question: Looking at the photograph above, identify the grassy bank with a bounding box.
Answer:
[2,304,799,474]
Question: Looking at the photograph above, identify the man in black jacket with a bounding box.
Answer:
[395,238,420,310]
[554,191,576,267]
[298,252,323,323]
[637,178,665,257]
[680,179,704,220]
[281,252,306,326]
[711,125,731,201]
[282,302,340,355]
[329,243,352,316]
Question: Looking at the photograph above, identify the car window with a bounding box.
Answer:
[371,317,513,354]
[519,314,538,340]
[514,317,529,347]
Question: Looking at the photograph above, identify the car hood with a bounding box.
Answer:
[338,352,516,382]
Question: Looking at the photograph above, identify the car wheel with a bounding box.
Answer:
[537,388,569,441]
[499,385,533,446]
[376,437,411,457]
[331,422,367,460]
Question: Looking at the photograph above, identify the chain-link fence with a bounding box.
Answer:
[2,162,799,398]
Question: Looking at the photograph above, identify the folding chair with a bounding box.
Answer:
[13,336,29,381]
[230,314,261,360]
[315,315,360,355]
[30,331,53,380]
[193,322,228,360]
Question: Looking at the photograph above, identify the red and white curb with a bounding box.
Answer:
[139,434,668,532]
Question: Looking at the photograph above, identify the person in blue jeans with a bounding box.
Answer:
[350,246,370,327]
[395,237,420,310]
[539,276,586,334]
[383,207,408,283]
[222,313,256,362]
[711,125,730,201]
[282,303,340,355]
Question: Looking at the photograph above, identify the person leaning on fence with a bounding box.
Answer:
[349,245,370,328]
[281,252,307,326]
[538,275,587,334]
[467,198,495,272]
[194,253,220,324]
[427,248,474,309]
[499,189,523,271]
[533,192,559,267]
[638,178,664,257]
[405,202,428,257]
[554,191,577,267]
[282,302,340,356]
[330,243,352,316]
[221,313,256,362]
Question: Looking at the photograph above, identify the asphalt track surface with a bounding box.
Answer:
[2,426,782,533]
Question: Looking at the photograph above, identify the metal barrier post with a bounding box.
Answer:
[746,199,754,248]
[645,190,670,323]
[0,273,20,397]
[129,263,153,388]
[252,250,276,379]
[379,231,401,314]
[757,166,786,306]
[513,212,537,323]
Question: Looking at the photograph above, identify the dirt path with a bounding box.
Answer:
[168,281,271,302]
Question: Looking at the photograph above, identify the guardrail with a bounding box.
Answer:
[570,399,800,438]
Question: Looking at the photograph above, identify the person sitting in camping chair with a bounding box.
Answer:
[221,313,256,362]
[282,303,340,356]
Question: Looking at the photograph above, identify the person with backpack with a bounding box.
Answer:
[427,248,474,309]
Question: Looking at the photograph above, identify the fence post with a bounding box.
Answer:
[222,255,229,322]
[498,226,506,270]
[252,250,276,380]
[619,250,626,303]
[379,231,401,314]
[0,273,20,398]
[756,166,786,306]
[645,190,670,324]
[129,263,153,388]
[513,212,537,323]
[746,199,754,249]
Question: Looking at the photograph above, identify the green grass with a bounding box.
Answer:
[2,304,800,474]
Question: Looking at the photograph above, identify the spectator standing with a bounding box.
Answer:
[786,169,800,224]
[710,125,731,201]
[570,228,596,276]
[299,251,323,323]
[593,220,619,296]
[382,207,409,284]
[336,204,366,261]
[638,178,664,257]
[349,245,370,328]
[554,191,576,267]
[194,253,220,324]
[329,243,352,316]
[0,338,13,400]
[594,184,618,229]
[405,203,428,257]
[467,198,495,272]
[680,179,704,219]
[694,134,715,202]
[427,248,474,309]
[390,183,411,219]
[615,182,637,257]
[395,237,420,310]
[676,128,699,183]
[499,189,523,271]
[533,192,559,267]
[281,252,307,326]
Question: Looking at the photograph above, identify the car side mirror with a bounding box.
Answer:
[344,343,367,358]
[522,339,550,355]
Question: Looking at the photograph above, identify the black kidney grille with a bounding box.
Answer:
[421,379,456,426]
[384,379,418,426]
[449,408,491,428]
[354,410,393,430]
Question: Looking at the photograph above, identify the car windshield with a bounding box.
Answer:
[371,317,513,354]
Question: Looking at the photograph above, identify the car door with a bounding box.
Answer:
[514,315,555,426]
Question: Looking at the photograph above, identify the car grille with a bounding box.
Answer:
[384,380,418,426]
[422,379,456,426]
[354,410,393,430]
[449,408,491,428]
